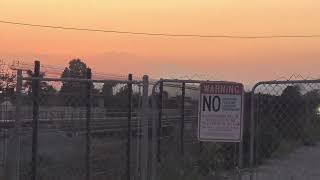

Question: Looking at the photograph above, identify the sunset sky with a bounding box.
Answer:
[1,0,320,86]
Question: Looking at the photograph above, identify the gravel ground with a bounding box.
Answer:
[240,143,320,180]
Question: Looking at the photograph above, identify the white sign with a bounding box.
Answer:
[198,82,244,142]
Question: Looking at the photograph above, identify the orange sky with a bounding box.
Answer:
[1,0,320,86]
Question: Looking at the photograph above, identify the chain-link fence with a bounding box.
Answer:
[150,80,243,180]
[3,60,320,180]
[249,80,320,180]
[3,61,150,180]
[0,67,17,179]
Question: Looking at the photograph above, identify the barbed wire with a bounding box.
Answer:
[168,73,320,84]
[167,73,221,81]
[8,60,146,81]
[273,73,318,81]
[3,60,320,84]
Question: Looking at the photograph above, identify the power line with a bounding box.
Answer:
[1,20,320,39]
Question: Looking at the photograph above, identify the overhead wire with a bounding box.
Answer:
[1,20,320,39]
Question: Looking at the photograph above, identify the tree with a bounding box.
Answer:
[281,85,301,99]
[280,85,304,139]
[23,70,57,95]
[59,59,91,106]
[40,83,57,94]
[112,85,140,107]
[115,85,130,97]
[60,59,90,93]
[102,82,117,97]
[0,72,16,96]
[19,70,58,106]
[101,82,118,107]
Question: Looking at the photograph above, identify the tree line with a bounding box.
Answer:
[0,59,139,107]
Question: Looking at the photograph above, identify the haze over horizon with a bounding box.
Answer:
[1,0,320,86]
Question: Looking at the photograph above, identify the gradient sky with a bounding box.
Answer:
[1,0,320,86]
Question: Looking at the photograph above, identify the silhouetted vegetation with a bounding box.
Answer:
[0,72,16,95]
[251,85,320,165]
[59,59,92,107]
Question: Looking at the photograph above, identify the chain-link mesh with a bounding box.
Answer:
[0,95,12,177]
[251,81,320,179]
[0,62,150,180]
[13,77,142,180]
[155,82,241,180]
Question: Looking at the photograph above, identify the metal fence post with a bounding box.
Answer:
[249,86,258,180]
[238,91,245,180]
[15,69,22,180]
[141,75,149,180]
[135,84,142,180]
[249,91,255,166]
[151,80,162,180]
[85,68,92,180]
[5,70,22,180]
[127,74,133,180]
[180,82,185,155]
[31,61,40,180]
[255,93,261,166]
[157,81,163,162]
[238,135,243,180]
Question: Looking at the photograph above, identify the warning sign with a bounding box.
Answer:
[198,82,244,142]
